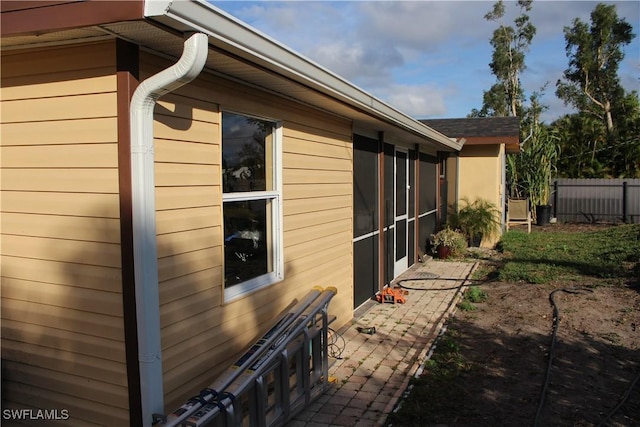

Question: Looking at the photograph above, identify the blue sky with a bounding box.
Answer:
[210,1,639,123]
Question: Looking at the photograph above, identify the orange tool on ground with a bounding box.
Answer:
[376,286,407,304]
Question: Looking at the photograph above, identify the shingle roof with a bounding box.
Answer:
[419,117,520,138]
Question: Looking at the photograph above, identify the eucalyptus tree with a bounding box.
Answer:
[474,0,536,118]
[555,3,638,177]
[555,3,634,133]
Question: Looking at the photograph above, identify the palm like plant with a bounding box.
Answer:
[448,197,500,246]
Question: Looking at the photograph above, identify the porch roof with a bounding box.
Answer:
[420,117,521,153]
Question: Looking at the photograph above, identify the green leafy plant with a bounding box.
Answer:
[520,126,560,208]
[431,227,467,258]
[448,197,501,246]
[458,286,488,311]
[465,286,488,303]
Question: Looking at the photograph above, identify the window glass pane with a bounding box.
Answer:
[224,199,273,287]
[222,112,273,193]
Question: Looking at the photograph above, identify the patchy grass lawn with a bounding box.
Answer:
[386,224,640,427]
[498,224,640,283]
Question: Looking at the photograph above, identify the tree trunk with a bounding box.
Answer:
[604,99,614,132]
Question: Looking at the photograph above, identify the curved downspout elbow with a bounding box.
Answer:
[129,32,208,426]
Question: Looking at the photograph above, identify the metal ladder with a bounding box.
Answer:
[157,287,337,427]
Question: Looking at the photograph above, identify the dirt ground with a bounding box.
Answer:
[434,223,640,426]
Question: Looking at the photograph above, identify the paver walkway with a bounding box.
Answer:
[287,260,477,427]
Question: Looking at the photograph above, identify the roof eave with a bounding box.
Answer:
[143,0,460,151]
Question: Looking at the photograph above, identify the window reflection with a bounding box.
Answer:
[223,200,272,287]
[222,113,272,193]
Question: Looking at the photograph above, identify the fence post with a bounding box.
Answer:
[553,180,558,218]
[622,181,628,223]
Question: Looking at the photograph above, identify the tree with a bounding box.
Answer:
[554,3,638,178]
[473,0,536,117]
[555,3,634,133]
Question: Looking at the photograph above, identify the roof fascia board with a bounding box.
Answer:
[144,0,460,151]
[463,136,520,145]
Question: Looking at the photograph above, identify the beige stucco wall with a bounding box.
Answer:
[457,144,505,247]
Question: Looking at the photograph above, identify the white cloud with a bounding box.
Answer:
[375,83,449,118]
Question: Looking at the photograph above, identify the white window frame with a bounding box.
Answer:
[222,112,284,302]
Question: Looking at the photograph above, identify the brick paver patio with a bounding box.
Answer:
[287,260,477,427]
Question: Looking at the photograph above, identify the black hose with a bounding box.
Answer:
[597,367,640,426]
[534,287,593,427]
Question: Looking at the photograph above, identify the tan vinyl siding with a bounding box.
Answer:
[142,53,354,411]
[0,41,129,426]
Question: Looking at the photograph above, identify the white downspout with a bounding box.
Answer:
[130,32,208,426]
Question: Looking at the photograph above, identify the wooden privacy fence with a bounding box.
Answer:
[552,179,640,224]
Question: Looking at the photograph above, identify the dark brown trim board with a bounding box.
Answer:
[116,38,143,427]
[1,0,145,36]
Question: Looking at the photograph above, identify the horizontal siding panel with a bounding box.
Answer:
[284,183,351,200]
[1,256,121,292]
[1,93,117,123]
[0,118,117,146]
[3,381,127,427]
[284,218,351,247]
[2,212,120,243]
[1,340,127,387]
[156,186,220,210]
[156,97,219,123]
[1,169,119,193]
[1,42,116,79]
[162,303,285,379]
[155,163,219,187]
[284,168,351,185]
[286,259,351,292]
[1,191,120,217]
[284,120,352,143]
[156,228,219,258]
[162,326,260,395]
[155,139,219,164]
[161,291,282,349]
[283,130,352,153]
[1,144,117,168]
[1,319,125,363]
[160,287,219,328]
[286,246,350,278]
[1,298,124,341]
[284,231,350,263]
[2,277,122,316]
[283,152,351,171]
[1,235,121,268]
[0,74,116,100]
[156,206,220,235]
[3,360,128,408]
[284,206,351,232]
[283,123,352,149]
[284,195,352,216]
[158,246,221,283]
[159,267,221,305]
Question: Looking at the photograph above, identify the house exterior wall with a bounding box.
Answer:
[457,144,504,246]
[1,41,130,425]
[141,52,354,411]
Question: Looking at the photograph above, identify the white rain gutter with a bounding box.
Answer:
[130,31,208,426]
